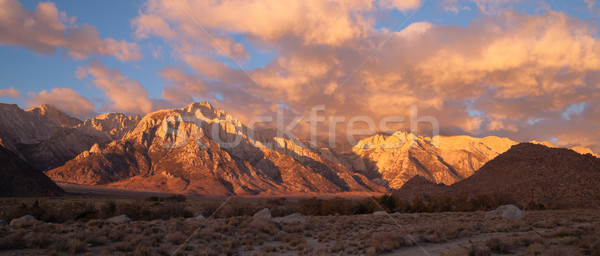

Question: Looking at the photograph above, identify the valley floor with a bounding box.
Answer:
[57,182,386,200]
[1,208,599,255]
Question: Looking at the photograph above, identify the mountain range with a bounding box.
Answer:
[0,102,597,197]
[46,102,383,196]
[394,143,600,208]
[0,104,139,171]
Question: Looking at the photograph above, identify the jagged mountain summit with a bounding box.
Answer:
[0,145,64,197]
[47,102,384,196]
[0,104,140,171]
[1,101,597,197]
[334,133,516,189]
[334,132,597,189]
[79,113,141,140]
[394,143,600,208]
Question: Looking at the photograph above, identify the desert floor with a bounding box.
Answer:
[1,207,599,256]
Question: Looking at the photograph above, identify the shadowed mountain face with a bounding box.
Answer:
[0,104,140,171]
[395,143,600,208]
[0,145,64,197]
[47,102,385,196]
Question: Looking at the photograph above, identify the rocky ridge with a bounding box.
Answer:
[394,143,600,208]
[334,132,597,189]
[47,102,384,196]
[0,104,140,170]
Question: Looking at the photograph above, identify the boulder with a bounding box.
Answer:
[107,215,131,223]
[373,211,388,216]
[185,214,206,222]
[273,213,307,224]
[9,215,36,227]
[253,208,272,219]
[485,205,525,220]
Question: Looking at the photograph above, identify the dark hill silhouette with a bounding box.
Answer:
[0,146,64,197]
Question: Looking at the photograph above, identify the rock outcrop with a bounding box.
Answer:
[485,205,525,220]
[9,215,37,227]
[107,215,131,223]
[253,208,272,219]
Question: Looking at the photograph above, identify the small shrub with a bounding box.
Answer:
[485,238,513,254]
[114,241,135,252]
[66,238,86,253]
[166,231,187,245]
[133,244,150,256]
[165,194,187,202]
[525,243,546,256]
[468,244,491,256]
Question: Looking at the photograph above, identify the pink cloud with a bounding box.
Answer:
[0,87,21,99]
[0,0,141,61]
[84,60,153,115]
[379,0,422,11]
[443,0,519,15]
[26,87,95,117]
[159,66,210,106]
[132,0,374,47]
[136,1,600,152]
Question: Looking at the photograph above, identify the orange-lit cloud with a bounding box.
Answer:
[0,0,141,61]
[443,0,519,14]
[82,60,153,115]
[132,0,374,47]
[159,66,210,106]
[135,0,600,152]
[0,87,21,99]
[26,87,95,117]
[379,0,422,11]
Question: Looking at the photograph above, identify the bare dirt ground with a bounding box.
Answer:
[1,208,599,255]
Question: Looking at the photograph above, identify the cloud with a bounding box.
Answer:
[26,87,95,117]
[132,0,374,47]
[585,0,594,11]
[159,66,210,106]
[0,0,141,61]
[443,0,518,15]
[0,87,21,98]
[379,0,422,11]
[136,0,600,152]
[83,60,153,115]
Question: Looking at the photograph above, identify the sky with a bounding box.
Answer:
[0,0,600,151]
